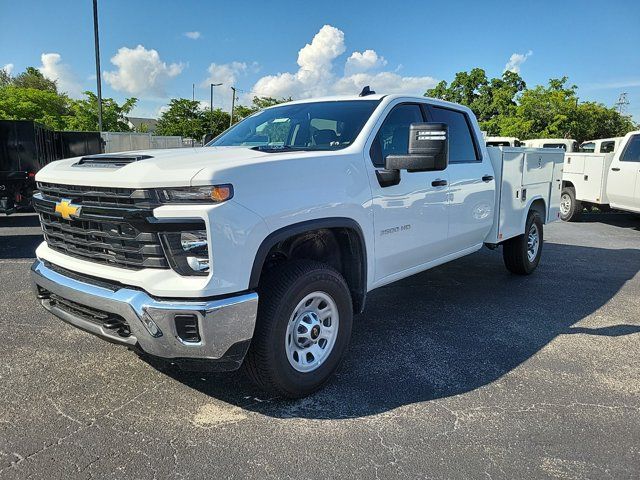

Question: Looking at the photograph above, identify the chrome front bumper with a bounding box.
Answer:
[31,260,258,364]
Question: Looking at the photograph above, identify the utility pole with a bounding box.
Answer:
[210,83,222,111]
[192,83,195,101]
[230,86,236,127]
[92,0,103,132]
[615,92,629,115]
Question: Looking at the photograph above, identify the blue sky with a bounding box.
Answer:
[1,0,639,120]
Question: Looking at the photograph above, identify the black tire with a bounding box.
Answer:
[243,260,353,399]
[560,186,582,222]
[503,211,543,275]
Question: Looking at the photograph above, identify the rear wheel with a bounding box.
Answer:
[243,260,353,398]
[503,211,543,275]
[560,186,582,222]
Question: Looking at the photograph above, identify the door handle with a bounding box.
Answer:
[482,175,494,182]
[611,167,620,171]
[431,179,448,187]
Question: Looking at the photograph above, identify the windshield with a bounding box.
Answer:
[208,100,380,151]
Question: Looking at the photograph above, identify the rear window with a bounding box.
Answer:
[543,143,567,150]
[579,142,595,153]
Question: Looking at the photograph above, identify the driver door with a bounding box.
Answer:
[366,103,450,283]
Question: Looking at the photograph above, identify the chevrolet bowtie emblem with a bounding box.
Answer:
[54,199,80,220]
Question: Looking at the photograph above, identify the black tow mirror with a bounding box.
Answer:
[385,122,448,172]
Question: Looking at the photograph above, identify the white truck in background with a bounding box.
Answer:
[560,131,640,221]
[578,137,622,154]
[31,92,563,398]
[524,138,579,152]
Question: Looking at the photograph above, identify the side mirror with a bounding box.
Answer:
[385,122,448,172]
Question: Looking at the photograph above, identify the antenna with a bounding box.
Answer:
[359,86,376,97]
[614,92,629,114]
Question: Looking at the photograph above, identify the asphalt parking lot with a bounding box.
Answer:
[0,212,638,479]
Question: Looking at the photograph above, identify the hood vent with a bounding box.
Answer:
[74,154,153,168]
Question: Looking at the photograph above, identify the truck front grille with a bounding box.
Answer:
[34,182,169,270]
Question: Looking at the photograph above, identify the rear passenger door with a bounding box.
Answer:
[426,105,495,249]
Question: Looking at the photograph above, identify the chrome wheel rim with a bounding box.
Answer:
[560,193,571,216]
[285,291,339,373]
[527,223,540,262]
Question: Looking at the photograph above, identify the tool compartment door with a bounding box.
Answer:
[522,151,555,185]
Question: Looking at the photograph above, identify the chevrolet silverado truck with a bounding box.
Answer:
[31,92,563,398]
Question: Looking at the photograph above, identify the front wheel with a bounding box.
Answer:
[243,260,353,398]
[502,211,543,275]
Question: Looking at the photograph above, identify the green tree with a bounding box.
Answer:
[427,70,637,142]
[155,98,206,139]
[0,69,11,87]
[13,67,58,92]
[65,92,137,132]
[202,108,231,139]
[0,85,71,129]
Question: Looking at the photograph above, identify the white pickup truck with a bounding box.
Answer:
[31,93,563,398]
[560,131,640,221]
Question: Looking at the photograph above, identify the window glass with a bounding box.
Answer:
[487,141,510,147]
[620,135,640,162]
[370,104,423,167]
[600,141,615,153]
[428,106,479,162]
[209,100,379,151]
[543,143,567,150]
[579,142,595,153]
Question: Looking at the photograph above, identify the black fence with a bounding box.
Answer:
[0,120,103,212]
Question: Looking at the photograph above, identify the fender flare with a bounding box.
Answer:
[248,217,368,297]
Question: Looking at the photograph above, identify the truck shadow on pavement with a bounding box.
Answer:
[579,212,640,230]
[158,241,640,418]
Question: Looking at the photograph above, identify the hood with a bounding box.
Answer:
[35,147,272,188]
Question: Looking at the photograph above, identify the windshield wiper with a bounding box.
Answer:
[250,145,339,153]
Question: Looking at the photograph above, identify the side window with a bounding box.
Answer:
[600,141,615,153]
[370,104,423,167]
[428,106,479,162]
[620,135,640,162]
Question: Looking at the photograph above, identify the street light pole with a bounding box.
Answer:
[230,87,236,127]
[92,0,103,132]
[210,83,222,111]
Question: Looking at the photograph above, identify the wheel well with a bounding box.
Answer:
[529,198,547,223]
[562,180,574,189]
[250,224,367,314]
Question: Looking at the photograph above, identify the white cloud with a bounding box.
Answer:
[345,49,386,75]
[2,63,14,75]
[38,53,83,97]
[184,31,201,40]
[104,45,184,96]
[203,61,251,109]
[504,50,533,73]
[248,25,436,100]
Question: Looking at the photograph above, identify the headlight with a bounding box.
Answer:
[157,185,233,203]
[160,230,210,276]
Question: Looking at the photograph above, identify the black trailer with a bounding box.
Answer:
[0,121,102,214]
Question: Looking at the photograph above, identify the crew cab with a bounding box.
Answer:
[31,93,563,398]
[560,131,640,221]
